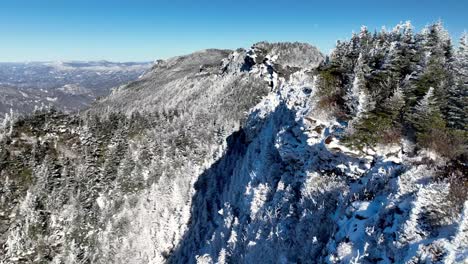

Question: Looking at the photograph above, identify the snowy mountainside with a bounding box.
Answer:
[0,38,466,264]
[88,43,322,116]
[0,43,324,263]
[169,69,467,263]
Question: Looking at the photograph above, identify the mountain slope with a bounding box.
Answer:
[0,43,323,263]
[170,71,467,263]
[0,36,466,264]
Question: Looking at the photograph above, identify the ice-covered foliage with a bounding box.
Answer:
[0,39,466,264]
[168,66,467,264]
[0,43,322,263]
[317,21,467,160]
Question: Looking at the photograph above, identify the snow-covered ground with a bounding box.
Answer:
[0,43,465,264]
[168,55,468,263]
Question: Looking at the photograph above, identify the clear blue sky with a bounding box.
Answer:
[0,0,467,62]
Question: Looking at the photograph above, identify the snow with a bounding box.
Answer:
[167,65,467,263]
[1,45,466,264]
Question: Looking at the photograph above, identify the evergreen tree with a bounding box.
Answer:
[319,21,465,156]
[383,85,406,118]
[330,40,350,71]
[408,87,446,144]
[385,21,418,78]
[412,22,454,110]
[344,86,405,149]
[359,25,372,53]
[346,53,373,116]
[447,33,468,130]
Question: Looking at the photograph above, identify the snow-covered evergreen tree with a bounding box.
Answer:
[358,25,372,52]
[447,33,468,130]
[383,85,406,118]
[445,202,468,263]
[415,21,454,110]
[408,87,446,145]
[346,53,373,117]
[384,21,417,78]
[420,20,451,58]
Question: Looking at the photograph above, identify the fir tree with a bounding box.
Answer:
[413,22,454,110]
[359,25,372,53]
[346,53,372,116]
[383,85,406,119]
[408,87,446,145]
[384,21,418,78]
[447,33,468,130]
[344,86,405,149]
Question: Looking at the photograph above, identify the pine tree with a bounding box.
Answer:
[383,85,406,119]
[350,32,360,56]
[330,40,350,70]
[344,85,405,149]
[447,33,468,130]
[413,21,454,110]
[385,21,418,78]
[346,53,373,116]
[420,20,451,57]
[359,25,372,52]
[408,87,446,145]
[325,21,464,154]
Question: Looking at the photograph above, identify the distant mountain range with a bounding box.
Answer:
[0,61,152,117]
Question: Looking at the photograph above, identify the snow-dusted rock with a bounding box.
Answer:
[0,43,466,264]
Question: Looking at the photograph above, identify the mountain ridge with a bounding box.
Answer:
[0,31,467,264]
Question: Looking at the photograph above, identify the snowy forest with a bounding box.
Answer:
[0,21,466,263]
[316,21,467,158]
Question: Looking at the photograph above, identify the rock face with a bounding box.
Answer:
[0,61,151,117]
[0,42,467,264]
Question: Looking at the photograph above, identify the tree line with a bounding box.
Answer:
[316,21,467,160]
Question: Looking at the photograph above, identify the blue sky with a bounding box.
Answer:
[0,0,467,62]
